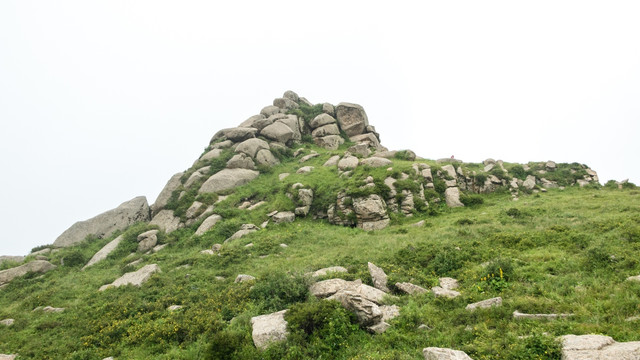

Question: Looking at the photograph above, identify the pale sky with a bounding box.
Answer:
[1,1,639,256]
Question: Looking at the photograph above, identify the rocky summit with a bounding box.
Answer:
[0,91,638,359]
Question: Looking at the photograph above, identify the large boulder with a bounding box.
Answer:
[423,347,473,360]
[255,149,280,167]
[560,334,640,360]
[199,169,259,194]
[328,290,382,326]
[151,172,183,214]
[314,135,344,150]
[99,264,161,291]
[350,133,381,148]
[360,157,393,168]
[53,197,151,248]
[444,187,464,208]
[311,124,340,138]
[523,175,537,190]
[353,195,390,230]
[251,310,289,350]
[309,113,337,129]
[82,235,123,270]
[235,138,270,159]
[0,260,56,286]
[195,214,222,236]
[137,230,158,253]
[276,115,303,142]
[338,155,359,171]
[149,210,181,234]
[227,153,256,170]
[336,103,369,137]
[212,127,257,142]
[368,262,389,292]
[260,122,295,143]
[273,97,299,110]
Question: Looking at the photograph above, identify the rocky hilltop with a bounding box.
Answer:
[1,92,637,360]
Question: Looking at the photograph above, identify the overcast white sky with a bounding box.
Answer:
[1,1,639,256]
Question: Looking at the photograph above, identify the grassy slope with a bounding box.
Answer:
[1,147,639,359]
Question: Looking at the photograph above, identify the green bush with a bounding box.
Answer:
[206,329,248,360]
[510,165,528,180]
[393,150,413,161]
[249,273,310,312]
[460,194,484,207]
[62,250,86,267]
[474,173,487,184]
[506,208,522,218]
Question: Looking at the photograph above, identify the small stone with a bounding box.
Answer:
[279,173,290,181]
[0,319,14,326]
[280,243,288,248]
[235,274,256,283]
[297,166,314,174]
[167,305,183,311]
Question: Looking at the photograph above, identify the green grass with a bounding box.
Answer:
[1,145,639,359]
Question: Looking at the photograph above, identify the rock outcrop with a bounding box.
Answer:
[423,347,473,360]
[53,196,151,248]
[560,334,640,360]
[82,235,123,270]
[199,168,259,194]
[0,260,56,286]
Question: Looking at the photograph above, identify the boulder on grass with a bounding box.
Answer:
[0,260,56,286]
[423,347,473,360]
[199,169,259,194]
[336,103,369,137]
[83,235,123,270]
[251,310,289,350]
[99,264,161,291]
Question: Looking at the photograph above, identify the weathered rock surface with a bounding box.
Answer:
[444,187,464,207]
[361,157,392,168]
[199,168,259,194]
[251,310,289,350]
[0,319,14,326]
[235,274,256,283]
[396,282,428,295]
[314,135,344,150]
[255,149,280,167]
[353,195,390,230]
[626,274,640,282]
[0,354,17,359]
[225,224,259,242]
[336,103,369,136]
[54,196,150,247]
[513,310,573,319]
[523,175,537,190]
[329,290,382,326]
[137,230,158,253]
[296,166,314,174]
[151,172,183,214]
[466,297,502,311]
[195,214,222,236]
[212,127,257,142]
[99,264,160,291]
[338,155,359,171]
[261,122,295,143]
[432,286,461,298]
[423,347,473,360]
[368,262,389,292]
[439,277,458,290]
[83,235,123,270]
[310,113,337,129]
[311,123,340,137]
[273,211,295,224]
[149,210,181,234]
[311,266,348,278]
[227,153,256,170]
[0,260,56,286]
[560,334,640,360]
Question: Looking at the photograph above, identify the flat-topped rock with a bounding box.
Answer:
[272,211,295,224]
[53,196,150,247]
[0,256,24,266]
[423,347,473,360]
[328,290,382,326]
[225,224,259,242]
[83,235,123,270]
[99,264,160,291]
[309,113,337,129]
[432,286,460,298]
[396,282,428,295]
[0,260,56,286]
[466,297,502,311]
[235,138,270,158]
[314,135,344,150]
[311,266,348,278]
[560,334,640,360]
[199,168,259,194]
[361,157,392,168]
[149,210,181,234]
[261,122,295,143]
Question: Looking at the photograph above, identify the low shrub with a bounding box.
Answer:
[249,273,310,312]
[460,194,484,207]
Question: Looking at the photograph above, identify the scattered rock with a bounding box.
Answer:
[225,224,259,242]
[152,244,167,253]
[368,262,389,292]
[432,286,460,298]
[278,173,290,181]
[0,354,17,359]
[199,168,259,194]
[0,260,56,286]
[83,235,123,270]
[41,306,65,313]
[235,274,256,283]
[0,319,14,326]
[560,334,640,360]
[299,152,320,162]
[137,229,158,253]
[395,282,428,295]
[251,310,289,350]
[99,264,161,291]
[280,243,288,248]
[626,274,640,282]
[195,214,222,236]
[53,196,151,248]
[273,211,295,224]
[466,297,502,311]
[167,305,183,311]
[523,175,537,190]
[311,266,348,278]
[297,166,314,174]
[513,310,573,319]
[323,155,340,167]
[439,277,458,290]
[423,347,473,360]
[0,256,24,266]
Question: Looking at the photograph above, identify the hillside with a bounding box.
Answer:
[1,92,639,360]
